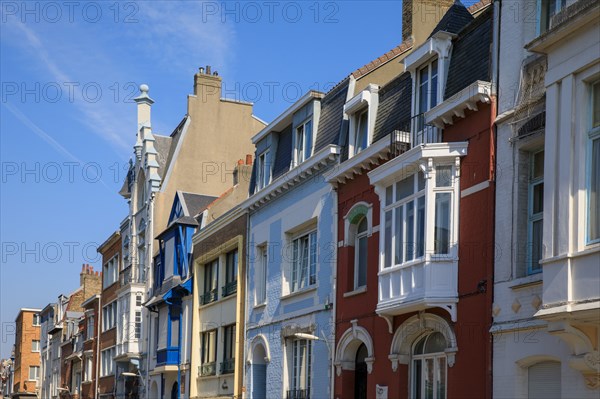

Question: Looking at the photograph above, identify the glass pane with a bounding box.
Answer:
[394,206,404,265]
[437,357,447,399]
[413,359,422,399]
[436,166,452,187]
[434,193,451,254]
[386,185,393,206]
[304,120,313,160]
[309,232,317,285]
[296,125,304,162]
[419,67,429,114]
[425,358,434,399]
[430,60,438,108]
[357,217,368,234]
[424,332,447,353]
[532,151,545,179]
[384,211,393,268]
[396,175,414,201]
[590,137,600,241]
[417,196,425,258]
[406,202,415,261]
[533,182,544,214]
[531,219,543,272]
[414,335,427,355]
[593,83,600,128]
[356,110,369,153]
[418,171,426,191]
[357,236,368,287]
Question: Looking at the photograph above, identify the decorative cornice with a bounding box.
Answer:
[425,81,493,128]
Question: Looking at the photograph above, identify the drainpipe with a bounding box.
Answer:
[144,192,155,399]
[94,296,100,399]
[330,187,338,399]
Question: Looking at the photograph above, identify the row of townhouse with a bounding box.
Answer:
[9,0,599,398]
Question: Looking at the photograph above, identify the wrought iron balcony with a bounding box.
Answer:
[286,389,310,399]
[222,281,237,297]
[200,289,218,305]
[156,348,179,366]
[220,358,235,374]
[199,362,216,377]
[390,113,441,158]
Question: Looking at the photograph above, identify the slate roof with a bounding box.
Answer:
[272,125,293,180]
[154,134,173,178]
[180,192,217,217]
[314,78,350,151]
[430,1,474,37]
[467,0,492,14]
[373,72,413,143]
[163,115,188,176]
[444,6,493,99]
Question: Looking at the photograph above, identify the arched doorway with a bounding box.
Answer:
[170,382,178,399]
[251,343,267,399]
[354,343,368,399]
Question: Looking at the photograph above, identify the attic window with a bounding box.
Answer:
[344,84,379,158]
[256,150,271,192]
[294,118,313,165]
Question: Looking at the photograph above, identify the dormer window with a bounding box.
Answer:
[294,119,313,165]
[418,59,439,115]
[256,150,271,191]
[353,109,369,155]
[539,0,566,34]
[344,84,379,157]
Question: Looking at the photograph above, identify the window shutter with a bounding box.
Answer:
[528,361,561,399]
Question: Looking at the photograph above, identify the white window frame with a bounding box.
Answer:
[103,254,119,288]
[537,0,567,35]
[32,340,40,353]
[527,150,544,274]
[411,334,447,399]
[587,80,600,244]
[102,301,117,332]
[289,339,312,396]
[416,58,439,115]
[84,356,93,382]
[294,118,314,165]
[28,365,40,381]
[32,314,40,326]
[255,245,268,305]
[200,329,217,366]
[256,149,271,191]
[351,108,369,156]
[290,231,318,293]
[100,347,115,377]
[86,315,95,340]
[344,84,379,158]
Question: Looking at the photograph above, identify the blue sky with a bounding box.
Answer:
[0,0,480,358]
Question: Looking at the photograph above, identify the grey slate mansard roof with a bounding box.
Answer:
[180,192,217,218]
[444,6,493,99]
[429,0,474,38]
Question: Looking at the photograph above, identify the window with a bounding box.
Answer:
[291,231,317,292]
[28,366,40,381]
[417,59,438,115]
[528,361,561,399]
[383,172,426,267]
[102,302,117,332]
[32,340,40,352]
[200,330,217,376]
[354,217,368,289]
[170,316,179,347]
[588,81,600,243]
[32,314,40,326]
[257,150,271,191]
[256,246,268,305]
[100,347,115,377]
[528,150,544,274]
[411,332,447,399]
[201,260,218,305]
[289,339,312,399]
[84,356,93,381]
[221,325,236,374]
[352,109,369,155]
[154,316,159,357]
[103,255,119,288]
[223,249,238,297]
[539,0,566,34]
[135,311,142,339]
[86,315,95,340]
[295,119,313,164]
[136,293,143,307]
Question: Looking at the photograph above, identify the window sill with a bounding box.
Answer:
[343,286,367,298]
[509,274,543,290]
[281,286,317,301]
[253,302,267,310]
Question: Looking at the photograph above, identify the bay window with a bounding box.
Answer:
[291,231,317,292]
[383,172,426,267]
[528,150,544,274]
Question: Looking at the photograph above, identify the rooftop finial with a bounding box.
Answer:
[140,84,149,93]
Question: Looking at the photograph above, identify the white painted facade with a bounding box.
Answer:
[493,0,600,397]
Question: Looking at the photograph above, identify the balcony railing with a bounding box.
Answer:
[199,362,216,377]
[220,358,235,374]
[200,289,218,305]
[222,281,237,297]
[156,348,179,366]
[390,113,441,157]
[287,389,310,399]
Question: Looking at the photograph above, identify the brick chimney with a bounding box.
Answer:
[79,264,102,299]
[194,65,222,101]
[402,0,454,43]
[233,154,253,186]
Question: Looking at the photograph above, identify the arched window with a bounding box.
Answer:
[412,332,447,399]
[355,217,368,288]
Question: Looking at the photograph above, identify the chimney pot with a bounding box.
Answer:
[206,65,211,75]
[246,154,253,165]
[213,71,218,76]
[199,67,205,74]
[238,159,244,165]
